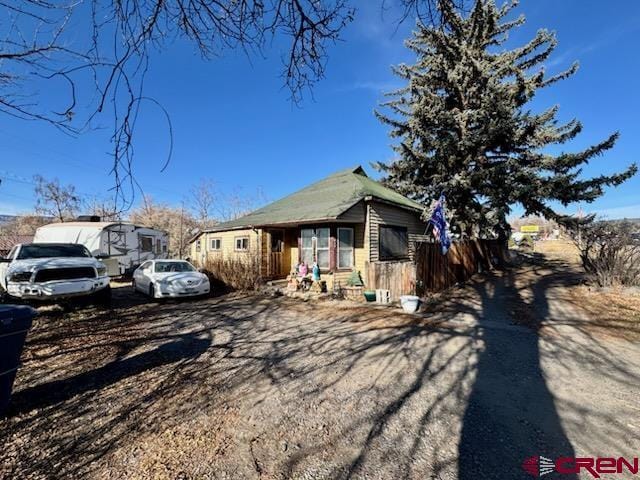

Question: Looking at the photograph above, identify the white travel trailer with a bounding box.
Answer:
[33,221,169,276]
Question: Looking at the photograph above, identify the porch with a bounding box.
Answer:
[260,224,365,290]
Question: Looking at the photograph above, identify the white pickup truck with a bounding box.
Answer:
[0,243,111,304]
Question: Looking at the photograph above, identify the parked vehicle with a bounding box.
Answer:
[133,260,210,299]
[0,243,111,304]
[34,220,168,276]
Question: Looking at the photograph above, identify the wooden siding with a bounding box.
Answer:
[337,201,366,223]
[190,228,261,268]
[367,200,429,262]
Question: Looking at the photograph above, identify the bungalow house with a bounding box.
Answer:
[189,166,430,290]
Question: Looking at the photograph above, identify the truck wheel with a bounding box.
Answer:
[94,285,112,307]
[0,286,15,305]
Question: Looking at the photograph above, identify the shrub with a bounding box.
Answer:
[519,235,534,250]
[572,220,640,287]
[202,255,263,291]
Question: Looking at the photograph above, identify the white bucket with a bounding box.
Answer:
[400,295,420,313]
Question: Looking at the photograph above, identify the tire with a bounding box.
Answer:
[149,283,155,299]
[93,285,112,307]
[131,279,137,293]
[0,285,17,304]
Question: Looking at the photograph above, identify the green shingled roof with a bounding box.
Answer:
[205,166,424,232]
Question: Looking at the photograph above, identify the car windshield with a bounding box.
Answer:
[17,244,92,259]
[154,261,195,273]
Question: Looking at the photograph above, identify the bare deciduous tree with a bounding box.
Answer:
[84,197,122,222]
[129,196,198,257]
[0,214,50,252]
[190,179,217,229]
[569,218,640,287]
[2,1,448,209]
[33,175,80,222]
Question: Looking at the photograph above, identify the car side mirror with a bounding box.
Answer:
[95,254,109,260]
[0,257,11,263]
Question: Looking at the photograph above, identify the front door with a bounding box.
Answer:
[268,230,285,278]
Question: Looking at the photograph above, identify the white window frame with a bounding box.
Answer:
[195,239,201,252]
[210,238,222,251]
[337,227,354,270]
[299,227,330,269]
[315,227,330,269]
[235,236,249,251]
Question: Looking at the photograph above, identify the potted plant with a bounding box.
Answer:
[343,270,364,301]
[363,290,376,302]
[400,282,420,313]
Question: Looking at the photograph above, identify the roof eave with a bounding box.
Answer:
[363,195,425,214]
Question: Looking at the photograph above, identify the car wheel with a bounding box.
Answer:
[149,283,155,299]
[132,279,137,293]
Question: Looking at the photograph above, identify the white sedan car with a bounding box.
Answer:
[133,260,210,299]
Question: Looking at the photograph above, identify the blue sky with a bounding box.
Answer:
[1,0,639,219]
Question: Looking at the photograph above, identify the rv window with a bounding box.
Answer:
[140,236,153,252]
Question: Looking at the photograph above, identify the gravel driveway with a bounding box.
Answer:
[1,256,639,479]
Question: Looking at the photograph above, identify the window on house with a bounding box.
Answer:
[338,227,354,269]
[299,227,330,269]
[379,225,408,260]
[195,239,201,252]
[140,236,153,252]
[235,236,249,251]
[316,228,330,269]
[210,238,222,250]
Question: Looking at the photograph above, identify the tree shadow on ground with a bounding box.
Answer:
[8,331,211,416]
[1,259,638,479]
[458,263,577,479]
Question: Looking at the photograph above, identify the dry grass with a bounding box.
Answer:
[569,286,640,342]
[534,239,580,263]
[533,240,640,341]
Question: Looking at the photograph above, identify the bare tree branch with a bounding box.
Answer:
[1,0,447,209]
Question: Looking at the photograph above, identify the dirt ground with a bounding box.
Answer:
[1,249,639,479]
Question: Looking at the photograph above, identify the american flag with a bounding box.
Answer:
[429,194,451,255]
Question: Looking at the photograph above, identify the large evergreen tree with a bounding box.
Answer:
[376,0,636,238]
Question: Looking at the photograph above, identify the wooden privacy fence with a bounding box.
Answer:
[365,240,505,300]
[364,261,416,301]
[415,239,504,292]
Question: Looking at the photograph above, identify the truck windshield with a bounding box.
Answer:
[154,261,195,273]
[17,244,92,259]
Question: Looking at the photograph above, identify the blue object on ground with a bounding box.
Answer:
[0,305,36,415]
